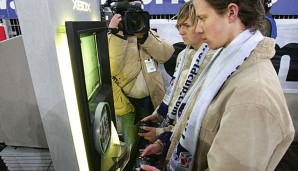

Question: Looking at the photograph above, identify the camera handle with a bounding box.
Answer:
[108,28,119,34]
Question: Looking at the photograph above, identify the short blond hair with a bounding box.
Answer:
[176,0,197,29]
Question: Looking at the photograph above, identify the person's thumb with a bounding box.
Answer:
[141,164,159,171]
[142,126,151,131]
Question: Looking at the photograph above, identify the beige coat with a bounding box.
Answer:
[108,30,175,115]
[192,38,295,171]
[166,38,294,171]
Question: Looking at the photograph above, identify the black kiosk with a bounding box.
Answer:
[65,21,130,171]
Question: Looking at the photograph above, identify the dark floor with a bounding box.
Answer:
[275,142,298,171]
[0,143,6,171]
[0,157,7,171]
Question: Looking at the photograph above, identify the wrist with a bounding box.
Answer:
[109,29,127,40]
[154,139,165,150]
[108,28,119,34]
[137,32,148,44]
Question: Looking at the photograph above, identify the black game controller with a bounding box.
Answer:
[138,121,150,133]
[134,156,152,171]
[133,148,161,171]
[138,121,160,133]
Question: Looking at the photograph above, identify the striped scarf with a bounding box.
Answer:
[158,43,209,128]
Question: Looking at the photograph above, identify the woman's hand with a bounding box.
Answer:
[138,126,157,142]
[140,164,160,171]
[141,143,163,157]
[141,113,158,122]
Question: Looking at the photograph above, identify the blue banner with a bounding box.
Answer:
[100,0,298,15]
[99,0,188,15]
[2,0,298,19]
[143,0,186,14]
[0,0,17,19]
[271,0,298,15]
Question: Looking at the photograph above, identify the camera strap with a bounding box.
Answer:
[108,27,119,34]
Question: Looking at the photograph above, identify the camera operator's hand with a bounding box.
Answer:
[140,165,160,171]
[135,33,144,38]
[109,14,124,35]
[138,126,157,142]
[109,14,121,28]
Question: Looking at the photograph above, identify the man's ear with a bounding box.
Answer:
[227,3,239,21]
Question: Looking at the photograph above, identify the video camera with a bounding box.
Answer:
[101,0,150,35]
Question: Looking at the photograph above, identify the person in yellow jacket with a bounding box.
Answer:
[108,13,175,152]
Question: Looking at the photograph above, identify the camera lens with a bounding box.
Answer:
[121,11,149,35]
[127,13,146,33]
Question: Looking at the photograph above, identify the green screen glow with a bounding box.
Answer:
[80,33,101,100]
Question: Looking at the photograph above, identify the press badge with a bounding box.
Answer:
[145,59,156,73]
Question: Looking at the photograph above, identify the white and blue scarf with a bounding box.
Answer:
[158,43,209,128]
[168,30,264,170]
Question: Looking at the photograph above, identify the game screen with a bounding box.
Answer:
[80,33,102,101]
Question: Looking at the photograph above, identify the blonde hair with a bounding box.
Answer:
[176,0,197,29]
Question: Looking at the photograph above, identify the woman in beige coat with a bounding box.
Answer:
[141,0,294,170]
